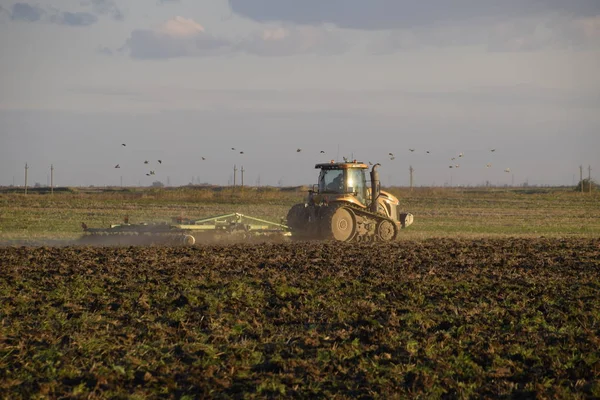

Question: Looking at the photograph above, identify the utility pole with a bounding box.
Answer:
[589,165,592,194]
[580,165,583,193]
[120,175,123,188]
[233,164,237,187]
[24,163,29,194]
[409,165,414,191]
[241,166,245,188]
[51,164,54,195]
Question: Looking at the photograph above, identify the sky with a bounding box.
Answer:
[0,0,599,188]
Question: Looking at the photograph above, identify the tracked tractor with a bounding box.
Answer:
[287,161,413,242]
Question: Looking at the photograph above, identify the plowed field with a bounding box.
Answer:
[1,238,600,398]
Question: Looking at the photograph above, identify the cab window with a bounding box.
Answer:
[347,169,367,203]
[319,169,344,193]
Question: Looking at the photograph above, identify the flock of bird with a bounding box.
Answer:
[114,143,163,177]
[112,142,511,181]
[386,148,510,173]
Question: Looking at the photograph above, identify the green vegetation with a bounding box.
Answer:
[1,186,599,241]
[1,239,599,398]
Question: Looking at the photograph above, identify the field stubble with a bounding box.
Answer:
[1,187,599,241]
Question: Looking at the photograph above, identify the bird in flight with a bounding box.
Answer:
[388,152,394,156]
[297,148,302,153]
[201,157,206,160]
[342,156,349,162]
[144,160,149,164]
[158,160,162,164]
[390,156,396,160]
[449,165,453,168]
[451,157,456,161]
[121,143,126,147]
[459,153,463,158]
[231,147,235,151]
[368,161,373,165]
[486,163,492,168]
[115,164,120,168]
[504,168,511,173]
[426,151,430,154]
[409,149,415,152]
[491,149,496,152]
[146,173,150,176]
[240,151,244,154]
[150,171,155,175]
[320,150,325,153]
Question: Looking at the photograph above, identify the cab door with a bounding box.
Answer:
[346,169,368,205]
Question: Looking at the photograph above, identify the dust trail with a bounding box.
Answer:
[0,234,290,248]
[0,238,74,248]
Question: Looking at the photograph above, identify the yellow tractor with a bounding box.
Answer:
[287,161,413,242]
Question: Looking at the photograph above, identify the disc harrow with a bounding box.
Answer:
[80,213,291,246]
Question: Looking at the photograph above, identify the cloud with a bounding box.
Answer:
[9,1,121,26]
[122,16,347,59]
[10,2,45,22]
[158,16,204,37]
[235,25,347,56]
[9,2,105,26]
[97,46,113,55]
[372,14,600,53]
[485,16,595,52]
[229,0,600,30]
[124,17,230,59]
[50,11,98,26]
[87,0,123,21]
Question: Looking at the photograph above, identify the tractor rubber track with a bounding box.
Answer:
[288,202,398,243]
[321,203,398,243]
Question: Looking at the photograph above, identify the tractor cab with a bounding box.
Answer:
[313,161,370,207]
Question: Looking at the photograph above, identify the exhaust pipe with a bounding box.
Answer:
[370,164,381,213]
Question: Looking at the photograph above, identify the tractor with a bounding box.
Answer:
[287,161,413,242]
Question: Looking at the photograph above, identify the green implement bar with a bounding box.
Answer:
[172,213,290,231]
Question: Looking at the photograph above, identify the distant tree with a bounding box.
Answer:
[151,181,165,188]
[34,182,42,188]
